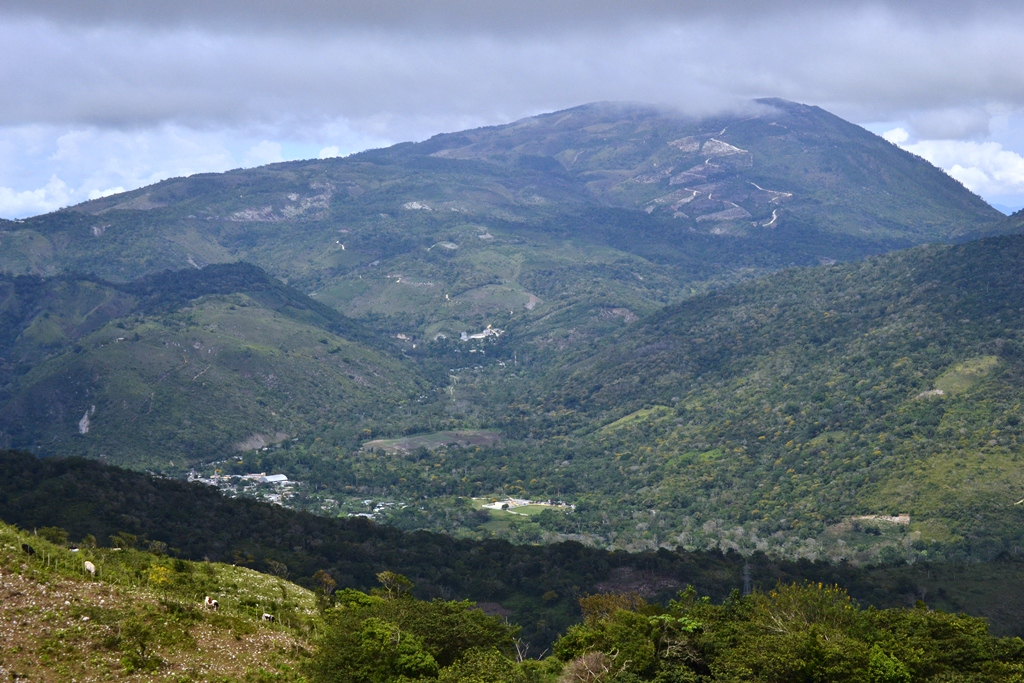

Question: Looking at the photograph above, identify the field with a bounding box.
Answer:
[362,429,501,454]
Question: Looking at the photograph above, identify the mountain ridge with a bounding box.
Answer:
[0,263,428,468]
[1,100,1023,561]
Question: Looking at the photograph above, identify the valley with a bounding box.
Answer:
[7,0,1024,676]
[1,100,1023,565]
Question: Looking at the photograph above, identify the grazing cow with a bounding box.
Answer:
[204,596,219,611]
[84,561,96,577]
[21,543,35,555]
[262,613,275,622]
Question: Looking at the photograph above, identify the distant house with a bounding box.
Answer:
[460,325,504,342]
[258,474,289,484]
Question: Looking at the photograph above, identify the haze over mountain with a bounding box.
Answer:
[5,1,1024,217]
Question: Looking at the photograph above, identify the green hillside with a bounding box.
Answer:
[0,518,314,681]
[4,236,1024,563]
[478,234,1024,560]
[0,100,1020,565]
[0,264,426,469]
[182,234,1024,563]
[11,448,1024,652]
[0,100,1003,351]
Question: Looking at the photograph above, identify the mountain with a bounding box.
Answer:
[0,263,426,469]
[0,100,1018,562]
[0,100,1003,351]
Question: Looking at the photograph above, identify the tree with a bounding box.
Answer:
[307,574,519,683]
[38,526,69,546]
[867,645,910,683]
[314,569,337,609]
[118,613,160,673]
[110,531,138,549]
[375,570,414,600]
[439,648,526,683]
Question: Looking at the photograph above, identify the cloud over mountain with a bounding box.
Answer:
[1,1,1023,217]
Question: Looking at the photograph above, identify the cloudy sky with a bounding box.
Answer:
[3,0,1024,218]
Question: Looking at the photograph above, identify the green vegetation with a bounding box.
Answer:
[289,233,1024,562]
[363,430,501,455]
[308,572,518,683]
[308,577,1024,683]
[0,518,312,681]
[14,448,1024,652]
[0,264,428,469]
[600,407,674,433]
[493,234,1024,560]
[933,355,999,395]
[544,584,1024,683]
[3,101,1024,562]
[9,509,1024,681]
[10,233,1024,560]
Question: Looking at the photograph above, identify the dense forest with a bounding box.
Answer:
[307,578,1024,683]
[8,448,1024,650]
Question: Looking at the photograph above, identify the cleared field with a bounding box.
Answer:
[362,429,500,454]
[503,504,553,516]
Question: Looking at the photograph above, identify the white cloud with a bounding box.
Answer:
[243,140,284,167]
[0,175,71,216]
[0,122,390,218]
[2,3,1024,216]
[882,127,909,144]
[318,145,341,159]
[4,8,1024,133]
[901,138,1024,198]
[906,107,993,140]
[0,124,240,218]
[87,186,126,200]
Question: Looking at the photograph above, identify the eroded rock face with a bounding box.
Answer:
[234,431,290,452]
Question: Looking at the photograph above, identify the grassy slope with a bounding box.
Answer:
[0,520,313,682]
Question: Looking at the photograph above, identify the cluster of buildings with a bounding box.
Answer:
[187,470,295,504]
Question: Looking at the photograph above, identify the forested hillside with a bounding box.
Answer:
[1,100,1022,564]
[282,234,1024,562]
[7,235,1024,562]
[503,234,1024,558]
[0,264,427,467]
[9,448,1024,651]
